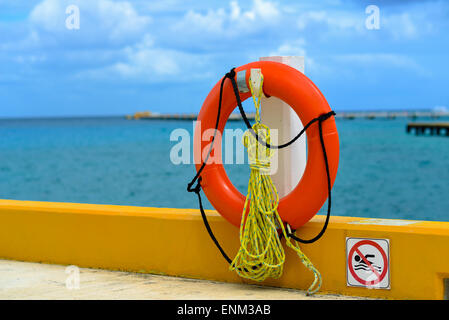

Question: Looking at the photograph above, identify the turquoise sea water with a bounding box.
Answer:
[1,116,448,222]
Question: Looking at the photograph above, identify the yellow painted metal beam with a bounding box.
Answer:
[0,199,448,299]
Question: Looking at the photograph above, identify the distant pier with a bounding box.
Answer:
[126,111,449,121]
[126,111,256,121]
[406,122,449,137]
[337,111,449,120]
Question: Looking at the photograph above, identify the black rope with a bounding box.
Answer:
[190,177,233,264]
[187,69,237,264]
[285,112,333,244]
[187,67,336,264]
[187,68,236,194]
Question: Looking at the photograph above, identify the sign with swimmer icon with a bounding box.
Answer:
[346,238,390,289]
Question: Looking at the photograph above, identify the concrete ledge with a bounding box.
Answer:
[0,199,448,299]
[0,259,365,300]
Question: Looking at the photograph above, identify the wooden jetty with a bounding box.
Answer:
[406,122,449,136]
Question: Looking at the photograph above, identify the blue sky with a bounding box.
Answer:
[1,0,448,118]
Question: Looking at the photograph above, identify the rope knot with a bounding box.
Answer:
[187,177,202,194]
[249,160,271,173]
[318,111,336,122]
[243,123,274,175]
[225,68,236,80]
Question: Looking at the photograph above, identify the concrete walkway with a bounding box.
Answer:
[0,259,365,300]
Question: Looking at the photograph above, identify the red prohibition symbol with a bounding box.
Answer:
[348,239,388,286]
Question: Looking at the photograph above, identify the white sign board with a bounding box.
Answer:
[346,238,390,289]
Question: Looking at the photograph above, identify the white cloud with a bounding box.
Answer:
[335,53,413,66]
[29,0,63,30]
[78,34,212,82]
[114,36,181,77]
[2,0,443,87]
[1,30,41,51]
[181,8,227,34]
[382,12,431,40]
[297,10,364,33]
[296,5,437,41]
[230,1,241,20]
[4,0,225,83]
[228,0,280,23]
[173,0,280,36]
[96,0,151,41]
[14,54,47,64]
[334,53,430,76]
[29,0,151,43]
[251,0,280,21]
[269,39,306,57]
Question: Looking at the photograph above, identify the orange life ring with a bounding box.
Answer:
[193,61,339,230]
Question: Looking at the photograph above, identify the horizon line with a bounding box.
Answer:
[0,107,443,121]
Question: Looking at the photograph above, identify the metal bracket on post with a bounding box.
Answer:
[236,70,249,93]
[249,68,265,98]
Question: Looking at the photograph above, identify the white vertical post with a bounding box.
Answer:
[259,56,306,197]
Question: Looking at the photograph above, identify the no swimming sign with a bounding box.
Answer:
[346,238,390,289]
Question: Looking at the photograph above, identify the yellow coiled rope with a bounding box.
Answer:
[229,74,322,295]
